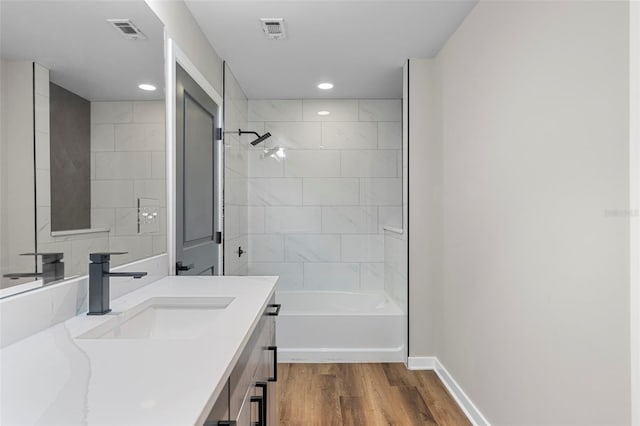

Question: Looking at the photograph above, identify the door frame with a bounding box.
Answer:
[631,2,640,424]
[165,38,224,276]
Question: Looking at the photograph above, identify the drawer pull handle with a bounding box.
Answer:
[256,382,268,425]
[266,303,281,316]
[268,345,278,382]
[251,394,264,426]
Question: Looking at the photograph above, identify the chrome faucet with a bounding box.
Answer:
[3,253,65,284]
[87,252,147,315]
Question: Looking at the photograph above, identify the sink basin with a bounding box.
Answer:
[78,297,234,340]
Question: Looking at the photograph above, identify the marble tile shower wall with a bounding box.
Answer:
[90,101,166,267]
[223,66,249,275]
[247,99,402,291]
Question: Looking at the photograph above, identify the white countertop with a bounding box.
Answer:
[0,275,278,425]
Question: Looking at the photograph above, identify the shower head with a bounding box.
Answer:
[225,129,272,146]
[250,132,272,146]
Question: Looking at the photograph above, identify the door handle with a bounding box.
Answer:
[267,346,277,382]
[176,261,194,273]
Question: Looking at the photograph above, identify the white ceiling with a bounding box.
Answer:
[185,0,477,99]
[0,0,164,101]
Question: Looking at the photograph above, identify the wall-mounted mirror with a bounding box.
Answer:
[0,0,165,298]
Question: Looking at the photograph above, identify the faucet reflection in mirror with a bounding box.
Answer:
[3,253,64,284]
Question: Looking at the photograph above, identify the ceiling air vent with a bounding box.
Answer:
[107,19,147,40]
[260,18,286,40]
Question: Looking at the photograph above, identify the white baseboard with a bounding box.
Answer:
[407,356,490,426]
[279,347,404,363]
[407,356,437,370]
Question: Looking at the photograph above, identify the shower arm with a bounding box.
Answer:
[224,128,272,146]
[236,129,261,138]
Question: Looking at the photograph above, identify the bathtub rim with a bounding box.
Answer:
[275,290,404,316]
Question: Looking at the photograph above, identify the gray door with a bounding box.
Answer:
[175,64,220,275]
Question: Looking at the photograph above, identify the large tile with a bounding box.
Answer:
[108,236,153,266]
[249,234,284,262]
[321,206,378,234]
[91,124,115,152]
[91,181,135,208]
[303,263,360,290]
[151,152,166,179]
[225,176,248,206]
[378,122,402,149]
[249,100,302,122]
[224,235,248,275]
[153,235,167,255]
[226,145,248,177]
[248,150,284,177]
[224,205,244,240]
[378,206,403,231]
[384,234,407,275]
[226,144,248,176]
[359,178,402,206]
[358,100,402,122]
[133,101,165,123]
[361,262,385,291]
[385,264,407,308]
[69,236,110,276]
[248,178,302,206]
[302,100,358,122]
[91,208,116,230]
[134,180,166,205]
[284,234,340,262]
[302,178,359,205]
[114,123,165,151]
[284,150,340,177]
[94,152,151,179]
[265,122,322,150]
[248,262,303,290]
[114,207,138,236]
[341,234,384,262]
[91,102,133,124]
[265,206,321,234]
[248,206,265,234]
[341,150,397,177]
[321,122,377,150]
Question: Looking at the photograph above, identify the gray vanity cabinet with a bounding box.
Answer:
[205,295,279,425]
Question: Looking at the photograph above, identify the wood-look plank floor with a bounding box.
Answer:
[279,363,471,426]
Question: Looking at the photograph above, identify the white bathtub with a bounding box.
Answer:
[276,291,405,363]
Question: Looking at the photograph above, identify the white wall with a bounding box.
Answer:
[247,99,402,291]
[224,64,250,275]
[145,0,223,96]
[412,1,631,424]
[630,2,640,424]
[407,59,443,357]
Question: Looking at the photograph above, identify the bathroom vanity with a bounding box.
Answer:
[0,275,278,425]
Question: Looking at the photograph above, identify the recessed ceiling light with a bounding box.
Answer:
[138,83,156,91]
[317,111,330,116]
[317,82,334,90]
